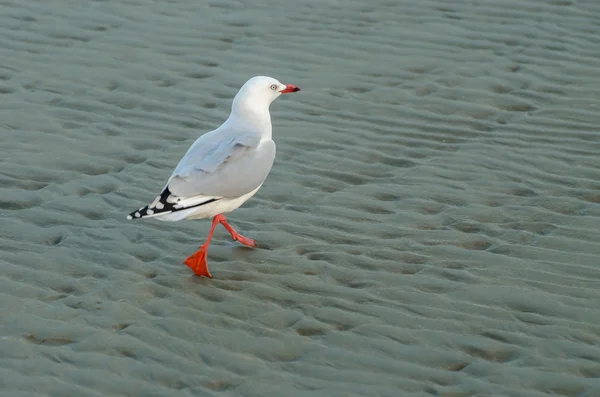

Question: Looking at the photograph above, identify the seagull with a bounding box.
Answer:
[127,76,301,277]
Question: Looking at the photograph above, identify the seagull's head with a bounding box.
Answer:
[233,76,300,111]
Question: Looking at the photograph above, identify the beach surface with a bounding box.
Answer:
[1,0,600,396]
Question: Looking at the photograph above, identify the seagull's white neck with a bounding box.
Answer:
[227,97,273,139]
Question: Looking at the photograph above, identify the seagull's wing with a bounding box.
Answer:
[171,128,260,177]
[168,130,276,198]
[127,125,275,220]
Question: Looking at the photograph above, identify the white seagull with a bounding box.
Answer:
[127,76,301,277]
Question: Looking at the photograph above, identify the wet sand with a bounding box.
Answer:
[1,0,600,396]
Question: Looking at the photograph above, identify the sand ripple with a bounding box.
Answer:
[1,0,600,396]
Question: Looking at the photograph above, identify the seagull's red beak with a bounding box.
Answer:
[280,84,301,94]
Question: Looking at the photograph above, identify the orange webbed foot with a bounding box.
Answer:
[183,247,212,278]
[233,233,258,248]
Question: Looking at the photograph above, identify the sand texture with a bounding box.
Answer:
[1,0,600,396]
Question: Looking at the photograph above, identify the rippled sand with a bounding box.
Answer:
[1,0,600,396]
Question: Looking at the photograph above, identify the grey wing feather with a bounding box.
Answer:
[167,128,276,198]
[173,129,260,176]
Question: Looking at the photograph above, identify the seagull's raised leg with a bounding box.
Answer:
[217,214,258,248]
[184,215,221,278]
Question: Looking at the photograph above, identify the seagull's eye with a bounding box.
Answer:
[270,84,277,91]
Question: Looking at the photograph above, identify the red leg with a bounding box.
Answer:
[184,214,258,277]
[216,214,258,248]
[183,215,221,278]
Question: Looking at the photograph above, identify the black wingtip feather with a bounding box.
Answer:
[127,187,219,220]
[127,187,177,220]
